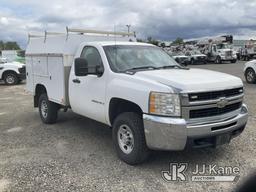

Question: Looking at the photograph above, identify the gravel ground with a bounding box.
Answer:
[0,61,255,192]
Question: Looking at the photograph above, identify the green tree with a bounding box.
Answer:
[147,36,159,46]
[4,41,20,50]
[172,37,184,45]
[0,41,4,50]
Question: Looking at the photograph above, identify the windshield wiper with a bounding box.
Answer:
[157,65,189,69]
[124,66,157,72]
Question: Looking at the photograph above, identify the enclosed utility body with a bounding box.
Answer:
[26,30,136,106]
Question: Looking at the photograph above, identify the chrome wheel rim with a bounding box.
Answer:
[247,71,254,82]
[41,100,48,118]
[117,124,134,154]
[6,75,15,84]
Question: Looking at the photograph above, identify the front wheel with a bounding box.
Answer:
[4,72,18,85]
[245,68,256,84]
[112,112,149,165]
[39,93,59,124]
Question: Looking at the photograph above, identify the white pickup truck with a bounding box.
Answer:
[26,28,248,164]
[0,57,26,85]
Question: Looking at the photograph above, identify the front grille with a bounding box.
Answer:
[189,102,242,119]
[18,66,26,74]
[188,87,243,102]
[226,51,232,56]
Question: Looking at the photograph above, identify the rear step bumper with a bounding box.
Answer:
[143,104,248,150]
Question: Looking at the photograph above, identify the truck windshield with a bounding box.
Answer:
[103,45,179,72]
[217,44,232,49]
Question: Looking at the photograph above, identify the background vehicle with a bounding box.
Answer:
[26,27,248,165]
[240,40,256,61]
[185,50,207,64]
[0,57,26,85]
[168,51,190,66]
[206,43,237,64]
[244,60,256,83]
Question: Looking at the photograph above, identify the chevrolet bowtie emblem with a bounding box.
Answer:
[217,97,228,108]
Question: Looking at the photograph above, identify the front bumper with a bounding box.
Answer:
[143,104,248,150]
[220,56,236,61]
[17,73,26,80]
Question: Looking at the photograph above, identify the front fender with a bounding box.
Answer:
[105,74,172,125]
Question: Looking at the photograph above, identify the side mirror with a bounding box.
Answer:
[75,58,88,76]
[74,58,104,77]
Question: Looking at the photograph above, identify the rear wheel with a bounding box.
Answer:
[215,56,222,64]
[190,58,194,65]
[112,112,149,165]
[39,93,59,124]
[245,68,256,84]
[4,72,18,85]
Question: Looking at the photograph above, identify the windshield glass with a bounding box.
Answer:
[103,45,179,72]
[217,43,231,49]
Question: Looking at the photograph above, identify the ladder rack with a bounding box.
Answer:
[66,27,135,37]
[28,26,136,43]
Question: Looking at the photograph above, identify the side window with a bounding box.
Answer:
[81,46,103,73]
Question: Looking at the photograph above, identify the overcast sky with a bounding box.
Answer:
[1,0,256,48]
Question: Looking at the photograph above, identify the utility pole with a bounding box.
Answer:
[126,24,131,33]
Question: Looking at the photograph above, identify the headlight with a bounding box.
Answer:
[149,92,181,117]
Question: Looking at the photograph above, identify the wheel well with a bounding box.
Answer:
[246,67,255,73]
[109,98,143,126]
[2,70,17,79]
[34,84,47,107]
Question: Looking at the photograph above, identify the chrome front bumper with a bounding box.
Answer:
[143,104,248,150]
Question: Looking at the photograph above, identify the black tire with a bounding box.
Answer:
[245,68,256,84]
[112,112,149,165]
[190,58,194,65]
[215,56,222,64]
[4,72,18,85]
[231,59,237,63]
[38,93,59,124]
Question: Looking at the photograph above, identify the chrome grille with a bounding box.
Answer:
[189,102,242,119]
[181,87,244,123]
[188,87,243,102]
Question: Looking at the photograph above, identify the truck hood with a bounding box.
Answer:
[4,61,25,68]
[135,68,243,92]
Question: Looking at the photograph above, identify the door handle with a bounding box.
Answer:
[72,79,81,83]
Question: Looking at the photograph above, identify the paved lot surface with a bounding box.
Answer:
[0,61,255,192]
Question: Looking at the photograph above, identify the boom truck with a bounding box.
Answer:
[26,28,248,164]
[199,36,237,64]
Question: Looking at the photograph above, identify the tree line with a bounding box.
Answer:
[0,41,21,51]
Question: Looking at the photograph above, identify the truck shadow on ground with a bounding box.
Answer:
[55,110,230,167]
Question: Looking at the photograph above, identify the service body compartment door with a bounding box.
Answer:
[47,56,65,105]
[25,56,34,93]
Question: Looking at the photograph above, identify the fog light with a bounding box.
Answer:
[241,105,248,114]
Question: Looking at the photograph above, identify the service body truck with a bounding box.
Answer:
[26,28,248,164]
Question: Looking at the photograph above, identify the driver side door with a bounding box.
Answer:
[69,46,107,123]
